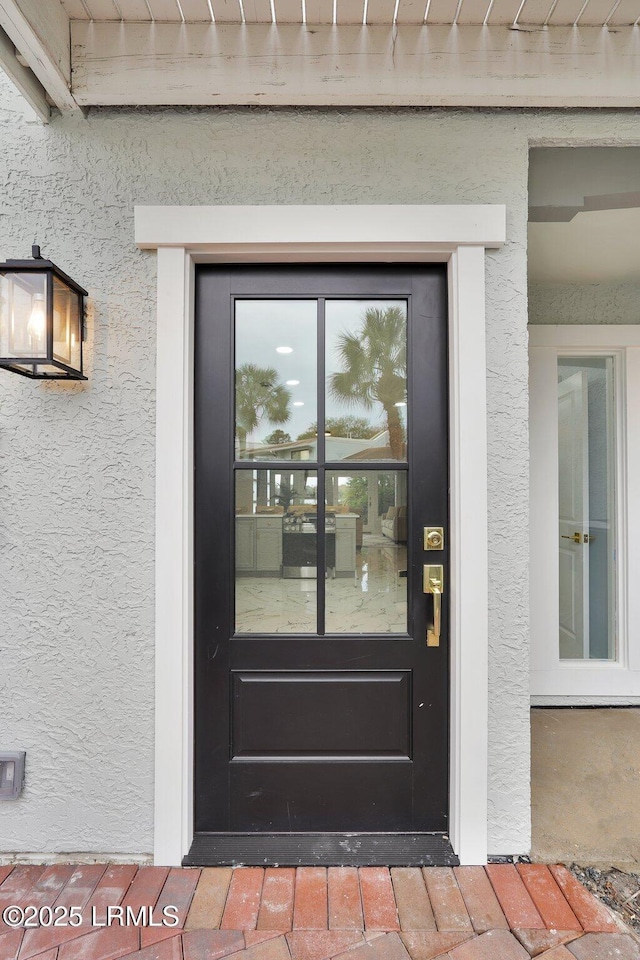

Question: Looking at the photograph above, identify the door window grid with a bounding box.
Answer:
[233,296,409,636]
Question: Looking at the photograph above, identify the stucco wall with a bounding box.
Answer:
[2,72,640,857]
[530,279,640,325]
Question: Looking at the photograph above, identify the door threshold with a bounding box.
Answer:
[183,833,459,867]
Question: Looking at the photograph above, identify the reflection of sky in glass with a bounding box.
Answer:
[235,299,408,447]
[235,301,317,443]
[325,300,407,434]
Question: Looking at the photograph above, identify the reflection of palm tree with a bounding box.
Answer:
[236,363,291,453]
[329,307,406,459]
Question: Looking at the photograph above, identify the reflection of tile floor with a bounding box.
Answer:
[236,541,407,634]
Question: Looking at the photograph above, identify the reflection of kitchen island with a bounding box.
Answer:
[235,513,357,577]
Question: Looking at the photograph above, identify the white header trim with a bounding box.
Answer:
[134,205,506,251]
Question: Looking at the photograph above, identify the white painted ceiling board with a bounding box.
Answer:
[484,0,522,20]
[180,0,214,17]
[274,0,303,20]
[576,0,617,22]
[305,0,334,21]
[517,0,554,20]
[490,0,531,19]
[118,0,155,15]
[211,0,243,19]
[85,0,121,17]
[395,0,427,20]
[426,0,460,21]
[147,0,183,17]
[61,0,91,18]
[608,0,639,23]
[243,0,274,19]
[529,209,640,283]
[456,0,492,23]
[336,1,366,22]
[366,0,396,21]
[546,0,586,21]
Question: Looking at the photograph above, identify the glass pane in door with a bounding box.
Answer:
[558,357,616,660]
[235,469,317,633]
[325,470,408,633]
[235,300,317,460]
[325,301,407,461]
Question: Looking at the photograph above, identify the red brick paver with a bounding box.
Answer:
[548,865,620,934]
[485,865,546,930]
[391,868,436,932]
[256,869,295,932]
[399,931,475,959]
[328,868,363,930]
[182,928,245,958]
[513,927,581,955]
[333,932,410,959]
[140,867,200,948]
[186,867,233,930]
[292,868,328,931]
[286,930,363,959]
[359,868,400,932]
[0,862,630,960]
[517,865,582,933]
[448,928,529,958]
[454,866,509,934]
[221,868,264,931]
[422,868,472,932]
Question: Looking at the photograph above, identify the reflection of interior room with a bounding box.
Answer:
[235,469,407,635]
[529,147,640,663]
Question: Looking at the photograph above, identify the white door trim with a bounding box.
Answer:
[529,324,640,703]
[135,204,506,867]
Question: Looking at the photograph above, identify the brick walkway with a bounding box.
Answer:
[0,863,638,960]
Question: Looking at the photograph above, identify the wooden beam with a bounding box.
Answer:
[0,24,49,121]
[72,21,640,108]
[0,0,82,112]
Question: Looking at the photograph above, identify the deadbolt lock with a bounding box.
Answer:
[424,527,444,551]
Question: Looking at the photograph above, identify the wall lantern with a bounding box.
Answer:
[0,245,87,380]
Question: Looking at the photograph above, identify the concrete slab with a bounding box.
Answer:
[531,708,640,869]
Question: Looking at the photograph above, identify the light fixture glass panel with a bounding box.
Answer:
[558,357,616,661]
[325,470,408,634]
[0,272,48,359]
[53,277,81,369]
[235,300,317,461]
[325,300,407,462]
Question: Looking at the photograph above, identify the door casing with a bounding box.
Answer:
[134,203,506,866]
[530,324,640,701]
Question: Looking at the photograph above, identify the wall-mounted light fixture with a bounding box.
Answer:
[0,245,87,380]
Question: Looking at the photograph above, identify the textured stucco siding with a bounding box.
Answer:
[530,279,640,325]
[2,72,640,857]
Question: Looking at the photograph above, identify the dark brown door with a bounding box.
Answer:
[186,265,454,866]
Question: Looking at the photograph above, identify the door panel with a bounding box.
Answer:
[188,265,451,866]
[231,671,412,758]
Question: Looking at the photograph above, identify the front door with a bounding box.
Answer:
[187,264,452,866]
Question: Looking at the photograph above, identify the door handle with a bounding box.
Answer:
[424,565,444,647]
[561,532,595,544]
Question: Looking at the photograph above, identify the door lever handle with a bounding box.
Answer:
[424,565,444,647]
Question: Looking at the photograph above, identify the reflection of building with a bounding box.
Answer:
[242,429,391,461]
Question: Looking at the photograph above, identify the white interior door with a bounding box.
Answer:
[558,372,590,660]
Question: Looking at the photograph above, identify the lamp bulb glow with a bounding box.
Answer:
[27,295,46,343]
